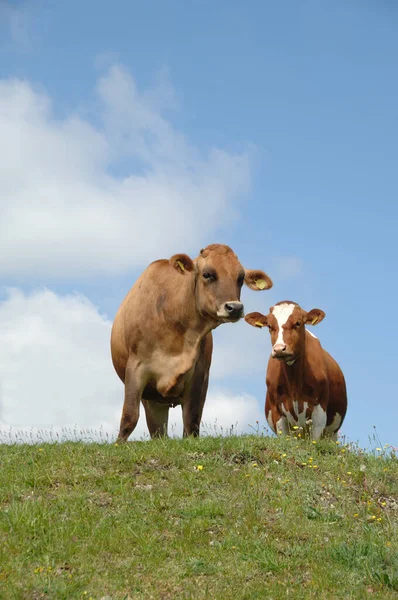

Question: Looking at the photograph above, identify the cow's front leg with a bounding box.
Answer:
[141,399,170,439]
[181,335,212,437]
[117,358,145,442]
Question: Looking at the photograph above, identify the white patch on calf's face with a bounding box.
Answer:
[272,303,295,347]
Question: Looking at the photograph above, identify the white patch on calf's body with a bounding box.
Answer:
[306,329,318,339]
[294,400,309,427]
[276,416,288,435]
[324,412,341,436]
[281,404,296,426]
[267,410,275,432]
[311,404,327,440]
[281,400,309,429]
[272,303,295,347]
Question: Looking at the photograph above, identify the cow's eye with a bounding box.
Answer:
[203,271,213,280]
[294,321,301,328]
[237,275,245,286]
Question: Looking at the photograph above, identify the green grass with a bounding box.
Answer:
[0,434,397,599]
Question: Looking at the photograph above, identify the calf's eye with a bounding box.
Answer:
[203,272,213,280]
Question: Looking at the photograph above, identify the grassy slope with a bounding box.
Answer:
[0,435,397,600]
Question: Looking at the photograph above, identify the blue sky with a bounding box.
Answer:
[0,0,397,448]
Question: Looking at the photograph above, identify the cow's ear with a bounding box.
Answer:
[244,270,273,291]
[304,308,325,326]
[170,253,194,273]
[245,312,269,328]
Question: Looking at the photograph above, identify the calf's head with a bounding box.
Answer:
[170,244,272,323]
[245,301,325,363]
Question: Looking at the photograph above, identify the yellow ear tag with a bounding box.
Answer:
[176,260,185,272]
[255,279,267,290]
[255,321,264,328]
[311,317,318,325]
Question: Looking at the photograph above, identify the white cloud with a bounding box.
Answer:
[0,289,263,443]
[0,64,251,278]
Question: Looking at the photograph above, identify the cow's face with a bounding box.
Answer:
[245,301,325,363]
[193,244,273,323]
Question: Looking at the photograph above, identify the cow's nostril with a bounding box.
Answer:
[225,302,243,315]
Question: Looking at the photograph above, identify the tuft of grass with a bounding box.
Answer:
[0,434,397,599]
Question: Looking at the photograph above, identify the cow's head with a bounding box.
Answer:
[245,301,325,364]
[170,244,272,323]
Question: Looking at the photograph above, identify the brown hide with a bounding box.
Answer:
[245,302,347,439]
[111,244,272,441]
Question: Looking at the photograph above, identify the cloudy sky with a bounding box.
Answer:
[1,0,397,448]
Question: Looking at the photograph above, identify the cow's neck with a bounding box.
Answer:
[167,278,216,351]
[280,342,308,395]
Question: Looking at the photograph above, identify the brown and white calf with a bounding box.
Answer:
[245,301,347,440]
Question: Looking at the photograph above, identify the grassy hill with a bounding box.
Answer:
[0,433,397,599]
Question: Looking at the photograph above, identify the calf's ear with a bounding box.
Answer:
[244,270,273,291]
[170,253,195,273]
[304,308,326,326]
[245,312,269,328]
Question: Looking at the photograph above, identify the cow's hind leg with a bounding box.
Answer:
[142,399,169,438]
[117,358,145,442]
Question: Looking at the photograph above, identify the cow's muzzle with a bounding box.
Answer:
[272,344,294,362]
[217,301,244,321]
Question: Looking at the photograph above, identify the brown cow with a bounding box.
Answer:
[111,244,273,442]
[245,301,347,440]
